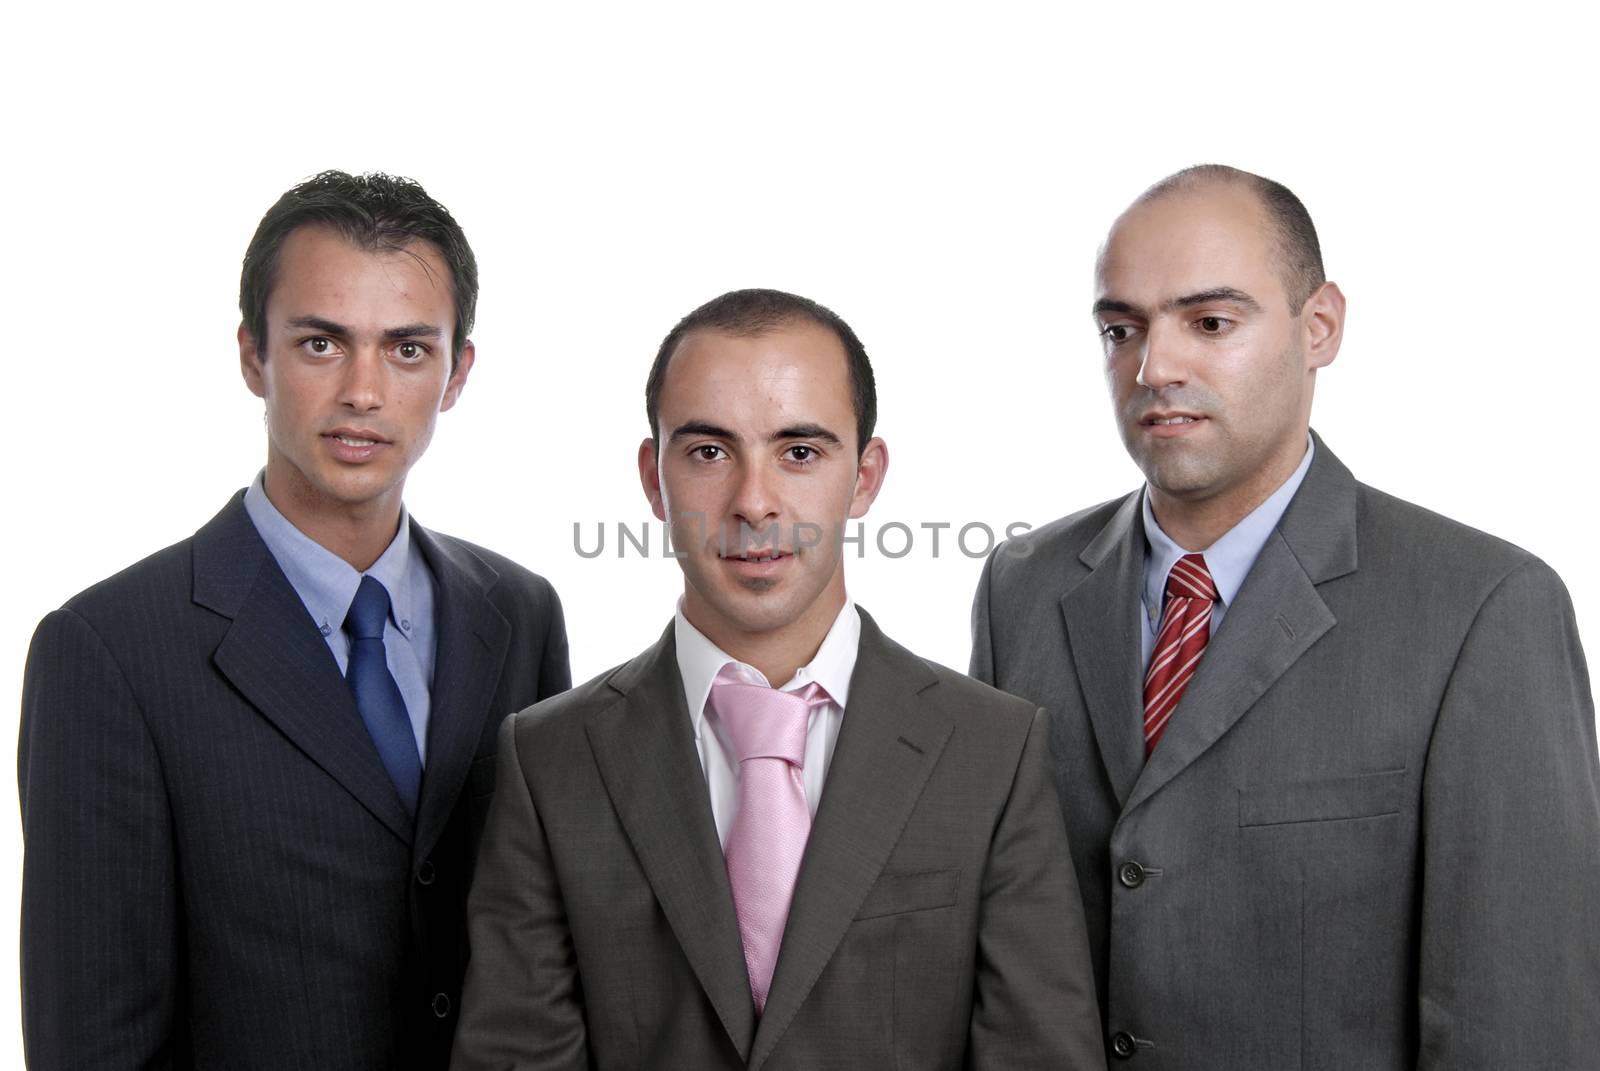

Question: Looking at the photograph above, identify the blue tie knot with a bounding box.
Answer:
[345,576,392,641]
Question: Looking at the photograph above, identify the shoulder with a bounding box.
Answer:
[925,657,1040,732]
[55,535,196,636]
[985,493,1131,593]
[420,529,563,616]
[864,619,1041,746]
[1354,481,1543,596]
[504,657,632,747]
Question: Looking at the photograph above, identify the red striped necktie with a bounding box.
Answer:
[1143,552,1219,756]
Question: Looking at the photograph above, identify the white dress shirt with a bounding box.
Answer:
[674,598,860,848]
[1139,436,1316,671]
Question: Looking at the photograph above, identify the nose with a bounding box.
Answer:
[730,458,780,535]
[338,348,387,411]
[1135,321,1187,391]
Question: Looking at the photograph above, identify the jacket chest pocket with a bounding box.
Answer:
[1238,767,1406,828]
[855,868,960,920]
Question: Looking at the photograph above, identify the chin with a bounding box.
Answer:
[709,583,810,636]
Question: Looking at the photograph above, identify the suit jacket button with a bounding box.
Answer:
[1118,861,1146,888]
[1111,1031,1137,1059]
[432,992,451,1018]
[417,859,436,886]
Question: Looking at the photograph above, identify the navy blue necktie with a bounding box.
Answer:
[344,575,422,815]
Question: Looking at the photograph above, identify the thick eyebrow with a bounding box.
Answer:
[382,323,443,341]
[666,421,845,447]
[287,315,351,337]
[668,420,740,443]
[771,423,843,447]
[284,316,443,341]
[1092,286,1264,319]
[1167,287,1262,313]
[1091,299,1141,319]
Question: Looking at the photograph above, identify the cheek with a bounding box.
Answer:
[1105,355,1139,400]
[657,465,725,521]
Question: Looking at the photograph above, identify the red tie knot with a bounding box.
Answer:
[1165,553,1219,602]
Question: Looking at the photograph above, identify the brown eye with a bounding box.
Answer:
[397,343,422,360]
[1198,317,1228,333]
[306,337,332,354]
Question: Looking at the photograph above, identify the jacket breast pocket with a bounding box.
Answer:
[855,868,960,920]
[1238,768,1406,827]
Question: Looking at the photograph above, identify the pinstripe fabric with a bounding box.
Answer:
[18,492,572,1071]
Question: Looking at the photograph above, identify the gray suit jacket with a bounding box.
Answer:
[971,434,1600,1070]
[452,608,1104,1070]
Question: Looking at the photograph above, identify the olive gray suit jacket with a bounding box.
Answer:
[19,493,571,1070]
[452,608,1104,1070]
[971,435,1600,1069]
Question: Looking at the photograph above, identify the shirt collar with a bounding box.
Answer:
[1142,436,1316,613]
[242,470,420,636]
[674,596,861,743]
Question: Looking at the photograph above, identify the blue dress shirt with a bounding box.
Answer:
[1140,437,1316,671]
[243,472,438,762]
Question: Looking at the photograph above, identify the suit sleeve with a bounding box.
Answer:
[969,548,999,687]
[1417,558,1600,1067]
[966,708,1105,1070]
[536,581,571,701]
[452,715,588,1070]
[18,609,181,1070]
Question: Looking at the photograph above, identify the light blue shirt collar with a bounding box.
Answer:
[1141,436,1316,631]
[242,471,421,639]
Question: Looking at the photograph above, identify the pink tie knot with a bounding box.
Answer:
[709,667,828,767]
[1165,552,1219,602]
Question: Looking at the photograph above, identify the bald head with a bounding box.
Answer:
[1113,165,1325,313]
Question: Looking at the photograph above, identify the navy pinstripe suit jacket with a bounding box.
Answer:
[18,492,570,1070]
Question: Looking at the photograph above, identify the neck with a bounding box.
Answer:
[1149,436,1308,550]
[262,467,403,572]
[685,571,847,687]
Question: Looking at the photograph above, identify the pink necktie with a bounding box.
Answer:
[708,667,830,1013]
[1143,552,1219,755]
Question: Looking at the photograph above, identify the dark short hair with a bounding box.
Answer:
[646,288,878,455]
[1144,164,1326,312]
[239,170,478,365]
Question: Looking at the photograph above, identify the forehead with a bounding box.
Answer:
[659,322,853,423]
[268,224,453,321]
[1096,185,1283,304]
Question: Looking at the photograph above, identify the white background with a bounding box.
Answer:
[3,1,1596,1060]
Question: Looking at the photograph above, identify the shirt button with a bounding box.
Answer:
[1111,1031,1137,1059]
[1119,861,1147,889]
[432,992,451,1018]
[318,622,332,637]
[401,619,411,631]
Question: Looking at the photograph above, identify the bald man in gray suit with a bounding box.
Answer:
[456,289,1103,1069]
[972,166,1600,1069]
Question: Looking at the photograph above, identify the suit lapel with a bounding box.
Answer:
[584,628,757,1062]
[410,525,510,864]
[1123,433,1360,814]
[196,495,414,843]
[1059,492,1147,808]
[750,609,951,1071]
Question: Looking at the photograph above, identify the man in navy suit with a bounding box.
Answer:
[18,170,570,1070]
